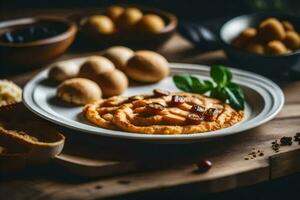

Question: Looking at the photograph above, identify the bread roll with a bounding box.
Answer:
[125,50,169,82]
[79,56,115,80]
[48,61,79,82]
[102,46,134,70]
[57,78,102,105]
[95,69,128,97]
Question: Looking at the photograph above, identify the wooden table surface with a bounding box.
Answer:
[1,25,300,199]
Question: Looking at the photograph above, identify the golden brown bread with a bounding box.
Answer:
[125,50,170,82]
[102,46,134,70]
[79,56,115,80]
[48,61,80,82]
[0,104,65,173]
[95,69,128,97]
[57,78,102,105]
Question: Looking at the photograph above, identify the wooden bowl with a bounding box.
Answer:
[75,6,177,49]
[0,16,77,68]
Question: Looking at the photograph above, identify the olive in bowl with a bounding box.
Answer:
[0,16,77,68]
[220,13,300,77]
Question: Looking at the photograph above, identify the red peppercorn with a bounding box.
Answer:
[196,159,212,172]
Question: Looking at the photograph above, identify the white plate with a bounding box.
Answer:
[23,58,284,142]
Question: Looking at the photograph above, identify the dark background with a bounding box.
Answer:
[1,0,300,199]
[1,0,300,20]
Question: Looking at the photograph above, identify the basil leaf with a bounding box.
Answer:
[173,74,193,91]
[190,76,214,93]
[224,87,245,110]
[210,87,228,102]
[228,83,244,99]
[210,65,232,86]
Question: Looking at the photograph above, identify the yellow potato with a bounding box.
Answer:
[105,5,124,21]
[265,40,288,55]
[85,15,115,34]
[232,28,257,49]
[258,18,285,42]
[281,20,294,31]
[246,43,265,55]
[138,14,165,33]
[116,7,143,31]
[283,31,300,50]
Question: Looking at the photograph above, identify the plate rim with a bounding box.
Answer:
[23,61,284,142]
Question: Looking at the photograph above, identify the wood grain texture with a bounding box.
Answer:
[1,8,300,198]
[1,117,299,199]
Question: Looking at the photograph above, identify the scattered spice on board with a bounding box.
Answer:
[271,133,300,153]
[271,140,280,152]
[244,148,264,160]
[280,136,293,146]
[294,133,300,144]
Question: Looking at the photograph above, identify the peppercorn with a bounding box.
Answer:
[280,136,293,146]
[196,159,212,172]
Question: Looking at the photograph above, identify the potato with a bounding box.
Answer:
[265,40,288,55]
[283,31,300,50]
[84,15,115,34]
[281,20,294,31]
[138,14,165,33]
[105,5,124,21]
[232,28,257,48]
[246,43,265,55]
[258,18,285,42]
[116,7,143,31]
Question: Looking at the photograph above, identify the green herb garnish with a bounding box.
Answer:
[173,65,245,110]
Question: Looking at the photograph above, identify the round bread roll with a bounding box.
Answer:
[57,78,102,105]
[138,14,165,33]
[258,18,285,42]
[79,56,115,80]
[95,69,128,97]
[102,46,134,70]
[105,5,124,21]
[116,7,143,31]
[48,62,80,82]
[125,50,170,82]
[84,15,115,34]
[265,40,288,55]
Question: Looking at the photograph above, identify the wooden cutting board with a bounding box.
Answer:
[45,103,300,199]
[3,71,300,199]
